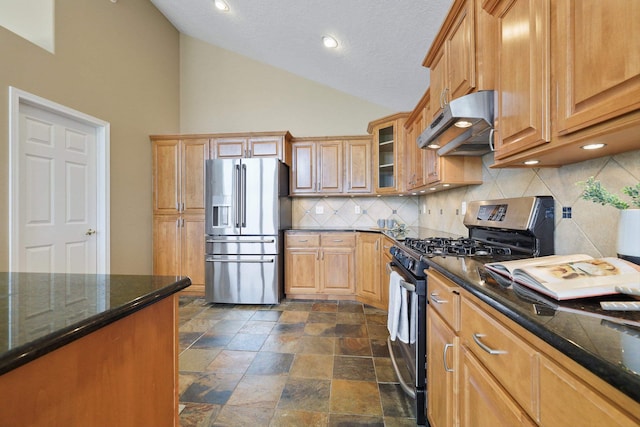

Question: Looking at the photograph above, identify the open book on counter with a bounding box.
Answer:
[484,254,640,300]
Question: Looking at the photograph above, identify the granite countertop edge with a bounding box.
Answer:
[425,261,640,403]
[0,276,191,376]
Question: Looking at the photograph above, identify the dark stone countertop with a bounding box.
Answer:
[423,255,640,403]
[0,273,191,375]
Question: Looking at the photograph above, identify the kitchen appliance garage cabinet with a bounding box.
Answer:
[426,269,640,427]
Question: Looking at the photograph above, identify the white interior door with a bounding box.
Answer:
[9,87,110,274]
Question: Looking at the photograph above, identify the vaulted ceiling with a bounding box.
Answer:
[150,0,453,112]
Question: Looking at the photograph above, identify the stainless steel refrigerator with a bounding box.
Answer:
[204,158,291,304]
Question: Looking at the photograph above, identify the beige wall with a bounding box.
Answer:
[179,35,394,136]
[0,0,180,273]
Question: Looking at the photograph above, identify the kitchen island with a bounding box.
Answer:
[0,272,190,427]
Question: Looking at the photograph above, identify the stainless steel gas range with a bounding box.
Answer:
[387,196,555,426]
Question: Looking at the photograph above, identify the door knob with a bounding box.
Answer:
[85,229,96,236]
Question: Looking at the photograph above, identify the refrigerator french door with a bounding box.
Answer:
[204,158,290,304]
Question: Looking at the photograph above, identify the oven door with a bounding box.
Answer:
[386,262,427,426]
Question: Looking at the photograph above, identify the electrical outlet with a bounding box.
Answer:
[315,205,324,214]
[355,205,361,214]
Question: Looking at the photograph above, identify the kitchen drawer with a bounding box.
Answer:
[285,233,320,248]
[427,270,460,332]
[320,233,356,247]
[461,296,540,421]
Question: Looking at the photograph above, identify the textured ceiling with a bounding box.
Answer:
[150,0,453,112]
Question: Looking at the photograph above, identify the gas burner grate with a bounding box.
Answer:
[402,237,512,258]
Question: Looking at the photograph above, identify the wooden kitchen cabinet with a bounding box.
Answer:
[427,270,461,427]
[355,232,382,308]
[484,0,551,161]
[424,0,476,122]
[426,269,640,427]
[152,138,209,215]
[152,215,205,295]
[210,132,292,164]
[404,91,428,192]
[285,232,355,298]
[486,0,640,167]
[290,136,372,196]
[368,113,409,195]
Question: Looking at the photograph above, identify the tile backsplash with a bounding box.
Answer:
[418,149,640,258]
[292,196,419,229]
[291,149,640,258]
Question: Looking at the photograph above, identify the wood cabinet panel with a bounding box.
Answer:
[153,215,181,277]
[152,140,180,214]
[285,232,355,298]
[181,216,205,288]
[491,0,551,160]
[428,306,458,427]
[461,296,539,420]
[540,356,639,427]
[345,139,372,194]
[212,137,246,158]
[291,142,315,194]
[368,114,409,194]
[317,141,343,193]
[460,346,536,427]
[0,296,179,427]
[356,233,382,306]
[182,139,208,213]
[554,0,640,136]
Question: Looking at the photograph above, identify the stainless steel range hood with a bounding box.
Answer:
[417,90,495,156]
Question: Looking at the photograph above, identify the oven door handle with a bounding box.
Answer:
[386,263,416,293]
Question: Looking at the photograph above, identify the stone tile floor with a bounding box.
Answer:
[178,297,417,426]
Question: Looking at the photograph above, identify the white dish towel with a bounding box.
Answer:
[387,271,410,343]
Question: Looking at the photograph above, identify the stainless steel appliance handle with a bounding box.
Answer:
[443,343,454,373]
[206,238,275,244]
[472,333,507,355]
[235,164,241,227]
[241,163,247,227]
[387,337,416,398]
[206,257,275,263]
[386,263,416,293]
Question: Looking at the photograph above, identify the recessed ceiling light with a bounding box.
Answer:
[524,160,540,165]
[214,0,229,11]
[581,143,606,150]
[427,143,440,149]
[322,35,339,49]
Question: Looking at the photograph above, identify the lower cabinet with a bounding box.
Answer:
[285,231,392,308]
[426,269,640,427]
[153,215,205,295]
[285,232,356,298]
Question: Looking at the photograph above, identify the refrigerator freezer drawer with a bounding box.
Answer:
[205,235,280,255]
[205,255,282,304]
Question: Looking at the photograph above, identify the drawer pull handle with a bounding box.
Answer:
[332,239,343,242]
[299,239,308,242]
[430,292,447,304]
[443,343,454,373]
[472,334,507,355]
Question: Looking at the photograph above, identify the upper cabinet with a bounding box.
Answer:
[424,0,478,122]
[485,0,551,161]
[485,0,640,167]
[404,92,428,192]
[210,132,292,165]
[290,136,372,196]
[368,113,409,195]
[152,138,209,215]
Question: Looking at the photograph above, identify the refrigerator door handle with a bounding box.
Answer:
[206,257,275,263]
[234,163,241,227]
[241,163,247,227]
[206,238,276,244]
